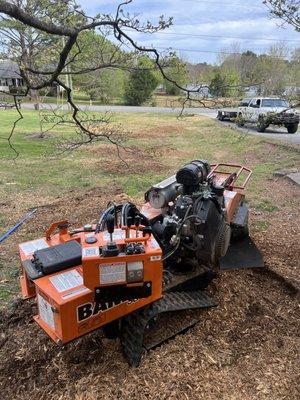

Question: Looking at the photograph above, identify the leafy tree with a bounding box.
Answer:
[209,71,227,97]
[290,48,300,88]
[209,69,239,97]
[0,0,85,138]
[163,54,187,95]
[85,69,125,103]
[286,48,300,101]
[255,43,289,96]
[124,59,159,105]
[225,69,240,97]
[187,62,214,85]
[239,51,259,85]
[71,31,127,102]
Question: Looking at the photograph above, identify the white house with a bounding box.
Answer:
[0,61,24,92]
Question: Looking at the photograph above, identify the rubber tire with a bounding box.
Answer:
[257,122,266,132]
[287,123,298,134]
[237,114,244,127]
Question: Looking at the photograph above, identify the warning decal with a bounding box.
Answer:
[100,262,126,284]
[62,287,90,300]
[37,294,55,330]
[50,269,83,293]
[82,247,100,258]
[20,238,49,256]
[148,238,161,249]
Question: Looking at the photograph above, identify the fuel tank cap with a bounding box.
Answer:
[85,236,97,244]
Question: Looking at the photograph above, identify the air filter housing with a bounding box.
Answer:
[176,160,211,194]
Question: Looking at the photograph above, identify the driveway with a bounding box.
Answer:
[21,102,216,118]
[21,103,299,146]
[219,120,300,147]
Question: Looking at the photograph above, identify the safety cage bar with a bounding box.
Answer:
[209,163,252,190]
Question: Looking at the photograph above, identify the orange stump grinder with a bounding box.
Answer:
[19,160,263,366]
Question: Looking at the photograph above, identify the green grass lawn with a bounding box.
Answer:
[0,108,299,304]
[0,109,299,208]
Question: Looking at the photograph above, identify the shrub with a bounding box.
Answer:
[124,69,159,106]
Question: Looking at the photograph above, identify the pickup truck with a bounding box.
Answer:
[237,97,299,134]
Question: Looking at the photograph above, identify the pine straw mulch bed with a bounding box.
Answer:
[0,265,298,400]
[0,178,299,400]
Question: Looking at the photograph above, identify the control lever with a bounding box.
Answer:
[134,215,141,238]
[107,214,115,243]
[126,216,133,238]
[102,214,119,257]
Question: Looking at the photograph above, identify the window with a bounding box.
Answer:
[261,99,289,108]
[239,99,250,107]
[249,99,259,108]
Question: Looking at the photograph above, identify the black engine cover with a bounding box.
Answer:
[192,198,229,264]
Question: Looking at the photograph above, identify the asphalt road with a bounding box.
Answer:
[219,119,300,146]
[22,103,300,146]
[22,102,216,118]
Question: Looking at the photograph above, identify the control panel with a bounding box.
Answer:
[18,218,163,344]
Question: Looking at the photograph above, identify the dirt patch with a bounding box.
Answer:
[85,142,194,176]
[250,177,300,288]
[130,124,184,139]
[95,145,169,175]
[25,133,49,139]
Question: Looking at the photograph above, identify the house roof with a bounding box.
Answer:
[0,61,21,79]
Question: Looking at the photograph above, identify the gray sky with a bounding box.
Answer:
[78,0,300,64]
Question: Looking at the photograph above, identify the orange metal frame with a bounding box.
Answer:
[19,225,163,344]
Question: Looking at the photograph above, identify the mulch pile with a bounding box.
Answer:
[0,177,299,400]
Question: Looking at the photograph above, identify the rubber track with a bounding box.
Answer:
[120,290,217,366]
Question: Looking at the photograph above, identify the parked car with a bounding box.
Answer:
[237,97,299,134]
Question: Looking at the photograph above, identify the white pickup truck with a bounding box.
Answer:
[237,97,299,134]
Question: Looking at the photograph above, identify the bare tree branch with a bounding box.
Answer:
[263,0,300,31]
[0,0,260,159]
[0,0,78,35]
[0,88,29,157]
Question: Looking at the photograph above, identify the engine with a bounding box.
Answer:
[146,160,231,265]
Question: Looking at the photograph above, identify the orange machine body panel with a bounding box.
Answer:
[18,162,251,345]
[208,163,252,223]
[19,227,163,344]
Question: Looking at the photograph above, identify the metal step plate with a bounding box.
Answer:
[156,290,218,313]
